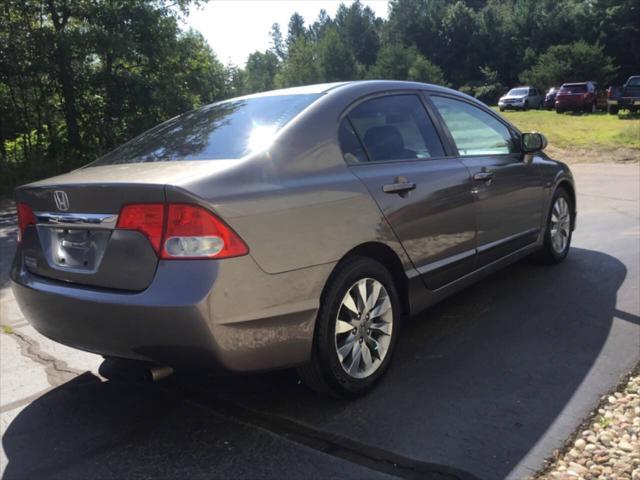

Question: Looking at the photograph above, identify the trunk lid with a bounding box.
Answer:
[15,162,221,291]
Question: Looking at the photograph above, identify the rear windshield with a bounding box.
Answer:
[626,77,640,87]
[91,94,321,164]
[507,88,529,96]
[560,84,587,93]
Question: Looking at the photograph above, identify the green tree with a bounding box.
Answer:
[317,28,357,82]
[1,0,228,192]
[519,41,618,88]
[440,1,478,87]
[276,38,320,88]
[244,51,280,93]
[368,44,446,85]
[269,23,286,60]
[286,13,307,50]
[334,0,381,67]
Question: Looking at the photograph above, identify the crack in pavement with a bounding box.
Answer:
[5,330,83,387]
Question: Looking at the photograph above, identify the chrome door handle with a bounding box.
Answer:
[383,177,416,197]
[473,171,495,183]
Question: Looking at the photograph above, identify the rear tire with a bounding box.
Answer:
[298,257,401,398]
[534,187,573,264]
[608,105,619,115]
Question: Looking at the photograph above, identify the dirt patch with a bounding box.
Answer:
[546,145,640,164]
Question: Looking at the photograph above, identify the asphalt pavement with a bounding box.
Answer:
[1,163,639,479]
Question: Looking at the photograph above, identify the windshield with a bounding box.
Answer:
[560,84,587,93]
[92,94,321,165]
[507,88,529,96]
[626,77,640,87]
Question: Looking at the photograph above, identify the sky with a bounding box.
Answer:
[182,1,389,66]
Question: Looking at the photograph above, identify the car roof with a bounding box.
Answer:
[238,80,458,99]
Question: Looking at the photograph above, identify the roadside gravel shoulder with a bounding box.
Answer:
[535,364,640,480]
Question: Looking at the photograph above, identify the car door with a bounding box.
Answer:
[340,93,477,290]
[428,94,545,267]
[532,88,542,107]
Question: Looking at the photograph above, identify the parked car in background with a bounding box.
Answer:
[555,81,606,113]
[607,75,640,114]
[11,81,576,398]
[544,87,559,109]
[498,86,544,111]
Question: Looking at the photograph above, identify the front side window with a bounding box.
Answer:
[431,96,517,156]
[91,94,322,165]
[346,95,444,162]
[627,77,640,87]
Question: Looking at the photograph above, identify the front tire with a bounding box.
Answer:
[298,257,401,398]
[535,188,573,264]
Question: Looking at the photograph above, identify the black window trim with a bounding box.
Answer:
[425,92,523,159]
[337,90,453,166]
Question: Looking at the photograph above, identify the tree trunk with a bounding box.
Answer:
[46,0,82,151]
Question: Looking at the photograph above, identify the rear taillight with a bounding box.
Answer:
[17,203,36,243]
[116,203,248,260]
[162,204,248,259]
[117,204,165,254]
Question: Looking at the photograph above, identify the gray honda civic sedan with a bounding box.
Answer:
[11,81,576,397]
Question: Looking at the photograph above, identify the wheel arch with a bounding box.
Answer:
[556,179,577,228]
[322,242,411,319]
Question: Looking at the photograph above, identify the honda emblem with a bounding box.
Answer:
[53,191,70,211]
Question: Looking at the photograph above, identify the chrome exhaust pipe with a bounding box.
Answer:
[148,365,174,382]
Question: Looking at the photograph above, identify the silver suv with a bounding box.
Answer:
[498,86,544,111]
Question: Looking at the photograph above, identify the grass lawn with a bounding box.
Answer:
[492,108,640,151]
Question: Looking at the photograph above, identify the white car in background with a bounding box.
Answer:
[498,86,544,111]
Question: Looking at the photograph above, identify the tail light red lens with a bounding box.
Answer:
[17,203,36,243]
[116,204,165,254]
[116,203,248,260]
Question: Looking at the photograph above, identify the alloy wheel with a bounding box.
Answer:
[550,197,571,254]
[334,278,393,379]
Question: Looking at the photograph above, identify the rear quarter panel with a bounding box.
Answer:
[167,87,415,275]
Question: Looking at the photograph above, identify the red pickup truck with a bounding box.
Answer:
[607,76,640,114]
[555,81,607,113]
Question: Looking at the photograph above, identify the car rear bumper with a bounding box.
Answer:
[555,99,585,109]
[10,251,332,372]
[608,98,640,108]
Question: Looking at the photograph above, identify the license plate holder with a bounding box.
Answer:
[38,226,111,273]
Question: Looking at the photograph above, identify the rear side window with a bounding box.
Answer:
[431,96,517,156]
[345,95,444,162]
[560,84,588,93]
[91,94,321,164]
[338,120,368,163]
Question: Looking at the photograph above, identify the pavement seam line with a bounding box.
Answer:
[5,330,83,386]
[168,382,480,480]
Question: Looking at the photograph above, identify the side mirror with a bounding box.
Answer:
[521,132,547,153]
